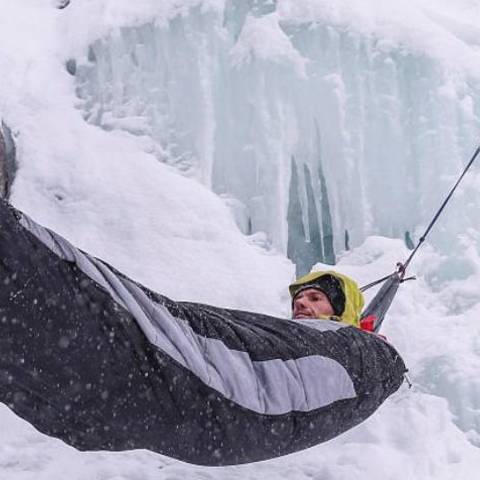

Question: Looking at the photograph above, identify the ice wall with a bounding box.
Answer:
[71,0,480,275]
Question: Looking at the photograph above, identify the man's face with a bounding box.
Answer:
[292,288,335,319]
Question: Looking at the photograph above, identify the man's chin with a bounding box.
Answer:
[293,313,316,320]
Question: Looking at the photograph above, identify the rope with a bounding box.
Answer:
[360,144,480,292]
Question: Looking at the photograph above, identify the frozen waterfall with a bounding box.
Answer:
[71,1,480,275]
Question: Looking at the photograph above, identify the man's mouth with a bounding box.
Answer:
[294,312,315,319]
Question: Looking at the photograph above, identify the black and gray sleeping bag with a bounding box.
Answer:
[0,199,406,465]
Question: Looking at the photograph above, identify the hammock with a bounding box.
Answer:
[0,199,406,465]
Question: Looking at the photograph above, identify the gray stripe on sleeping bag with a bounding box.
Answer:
[20,213,357,414]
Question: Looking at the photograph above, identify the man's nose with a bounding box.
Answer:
[295,297,307,309]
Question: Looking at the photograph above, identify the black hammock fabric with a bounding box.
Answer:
[0,199,406,466]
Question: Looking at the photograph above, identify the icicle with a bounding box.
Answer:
[344,230,350,251]
[287,156,327,276]
[304,163,324,265]
[315,121,335,265]
[404,231,415,250]
[287,157,305,275]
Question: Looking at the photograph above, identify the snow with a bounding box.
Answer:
[278,0,480,70]
[230,12,308,77]
[1,0,480,478]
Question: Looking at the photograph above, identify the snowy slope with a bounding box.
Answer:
[1,1,480,478]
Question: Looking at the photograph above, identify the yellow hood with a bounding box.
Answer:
[289,270,364,327]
